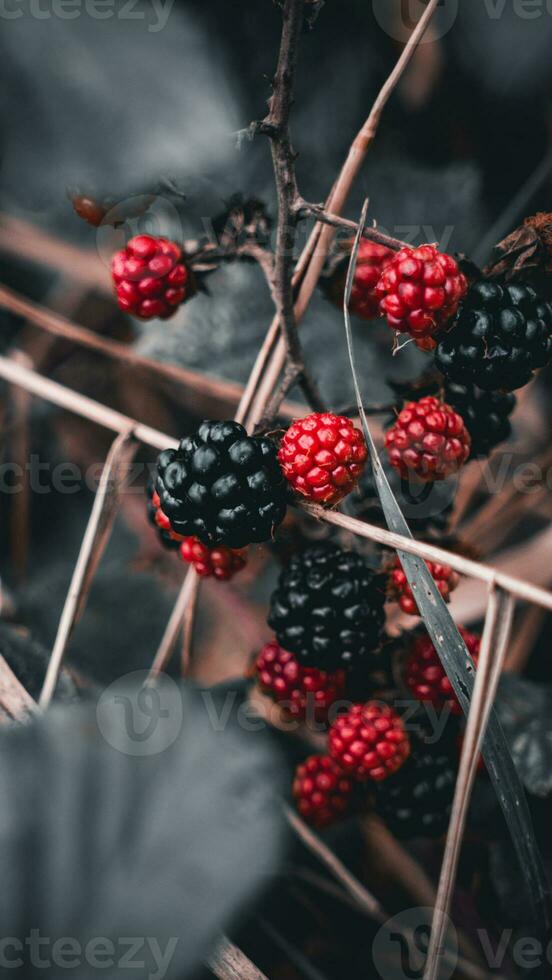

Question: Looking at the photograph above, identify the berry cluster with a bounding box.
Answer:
[435,280,552,391]
[155,420,287,549]
[385,395,471,482]
[374,736,456,839]
[147,482,247,581]
[444,381,516,458]
[328,239,394,320]
[293,755,354,829]
[405,627,481,716]
[268,542,386,672]
[375,245,467,349]
[255,641,345,723]
[387,555,459,616]
[278,412,368,505]
[112,234,193,319]
[328,702,410,781]
[179,537,247,581]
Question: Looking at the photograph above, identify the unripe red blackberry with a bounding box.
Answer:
[405,627,481,716]
[435,279,552,391]
[278,413,368,505]
[292,755,354,828]
[155,420,287,549]
[385,395,471,482]
[375,245,467,349]
[111,234,194,320]
[179,537,246,581]
[387,555,459,616]
[327,239,394,319]
[328,702,410,782]
[254,641,346,723]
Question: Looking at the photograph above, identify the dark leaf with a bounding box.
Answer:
[496,674,552,799]
[0,682,285,978]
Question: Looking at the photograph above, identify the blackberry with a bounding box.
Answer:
[435,280,552,391]
[353,463,454,536]
[267,542,386,672]
[374,737,456,839]
[146,480,180,551]
[444,381,516,458]
[155,421,287,549]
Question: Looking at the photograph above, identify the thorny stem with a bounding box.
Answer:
[259,0,326,416]
[294,199,408,251]
[244,0,441,430]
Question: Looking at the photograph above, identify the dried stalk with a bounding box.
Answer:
[208,936,268,980]
[505,604,547,672]
[423,586,515,980]
[300,501,552,611]
[286,807,490,980]
[180,571,201,676]
[0,284,302,421]
[284,805,384,919]
[39,430,139,708]
[1,353,551,614]
[8,350,32,577]
[148,568,198,677]
[0,655,37,723]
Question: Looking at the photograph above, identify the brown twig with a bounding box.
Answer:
[424,585,515,980]
[39,430,139,708]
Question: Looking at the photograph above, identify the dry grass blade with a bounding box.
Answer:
[286,807,490,980]
[424,587,515,980]
[208,935,268,980]
[284,804,384,919]
[342,204,551,933]
[0,655,37,723]
[38,430,139,709]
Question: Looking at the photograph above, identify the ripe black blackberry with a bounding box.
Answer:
[268,542,386,672]
[444,381,516,458]
[374,737,456,839]
[435,280,552,391]
[146,480,180,551]
[353,462,454,536]
[155,421,287,549]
